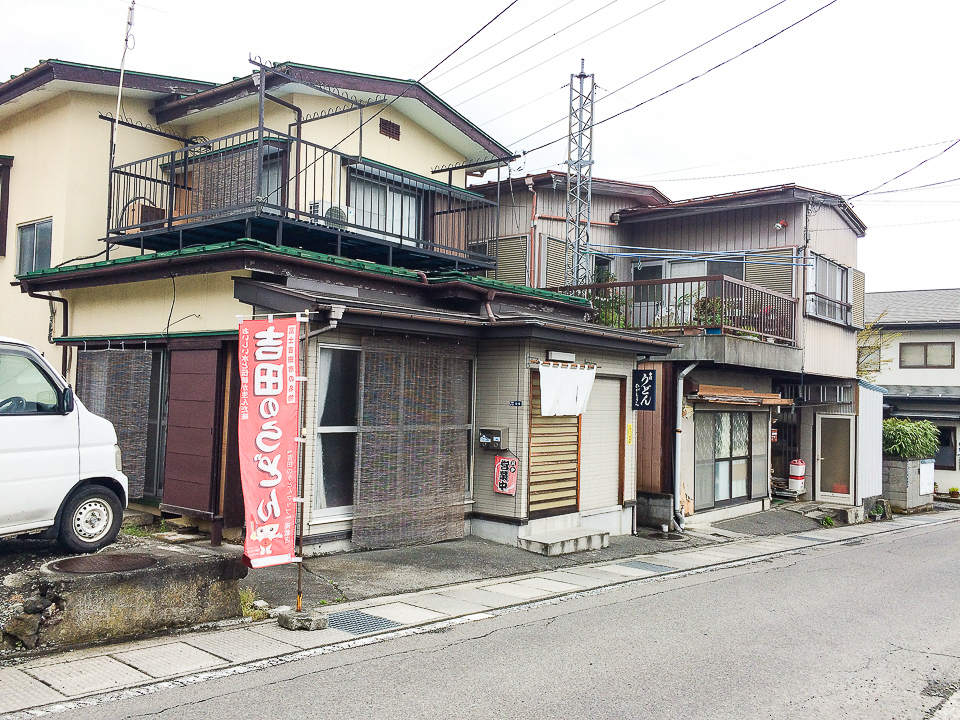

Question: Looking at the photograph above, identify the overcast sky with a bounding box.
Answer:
[4,0,958,292]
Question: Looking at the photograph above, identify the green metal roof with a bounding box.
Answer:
[17,239,589,306]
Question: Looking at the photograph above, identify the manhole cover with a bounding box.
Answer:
[49,553,158,574]
[643,531,687,542]
[326,610,401,635]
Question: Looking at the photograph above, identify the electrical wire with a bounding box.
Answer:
[508,0,787,147]
[327,0,520,153]
[429,0,578,84]
[453,0,670,109]
[847,138,960,200]
[518,0,840,157]
[862,175,960,196]
[441,0,623,95]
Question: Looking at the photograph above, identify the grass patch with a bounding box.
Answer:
[121,519,168,537]
[239,586,269,621]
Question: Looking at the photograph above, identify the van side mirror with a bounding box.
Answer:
[61,387,75,414]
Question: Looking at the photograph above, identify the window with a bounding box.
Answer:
[694,411,769,510]
[349,173,420,240]
[935,426,957,471]
[0,349,60,414]
[806,253,851,324]
[313,346,361,515]
[899,342,955,369]
[17,219,52,274]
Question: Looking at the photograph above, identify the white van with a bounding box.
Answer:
[0,337,128,552]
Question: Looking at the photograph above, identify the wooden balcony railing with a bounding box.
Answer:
[553,275,797,344]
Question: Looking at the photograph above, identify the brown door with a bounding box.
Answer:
[161,349,220,517]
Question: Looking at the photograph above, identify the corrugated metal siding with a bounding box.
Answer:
[473,339,528,520]
[579,377,623,511]
[529,370,579,518]
[744,247,797,297]
[857,384,884,501]
[545,236,568,288]
[851,268,865,329]
[803,320,858,378]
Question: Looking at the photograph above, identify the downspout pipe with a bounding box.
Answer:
[306,305,346,337]
[484,291,498,323]
[524,177,538,287]
[27,290,69,378]
[674,362,698,531]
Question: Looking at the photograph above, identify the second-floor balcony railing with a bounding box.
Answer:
[553,275,798,344]
[108,127,497,264]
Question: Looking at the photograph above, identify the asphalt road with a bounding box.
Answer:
[43,521,960,720]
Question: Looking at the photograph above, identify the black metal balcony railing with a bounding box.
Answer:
[554,275,797,344]
[108,128,497,263]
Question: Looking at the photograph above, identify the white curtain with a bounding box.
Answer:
[539,363,597,417]
[313,348,333,509]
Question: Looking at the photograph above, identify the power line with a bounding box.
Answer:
[453,0,670,109]
[509,0,787,148]
[864,175,960,196]
[430,0,579,84]
[626,138,960,183]
[847,138,960,200]
[519,0,840,157]
[327,0,520,154]
[441,0,622,95]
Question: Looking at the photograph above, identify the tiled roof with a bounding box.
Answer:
[883,385,960,399]
[865,288,960,325]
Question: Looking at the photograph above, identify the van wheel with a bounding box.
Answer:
[58,486,123,553]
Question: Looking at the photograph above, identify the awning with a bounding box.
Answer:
[538,361,597,416]
[892,411,960,421]
[686,383,792,406]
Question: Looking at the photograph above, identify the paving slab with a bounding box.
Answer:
[480,581,553,600]
[594,564,658,578]
[438,587,525,608]
[513,577,584,593]
[536,570,611,588]
[0,668,66,713]
[248,623,355,648]
[558,566,632,581]
[183,628,300,663]
[24,656,152,696]
[362,602,448,625]
[112,642,226,678]
[403,593,492,616]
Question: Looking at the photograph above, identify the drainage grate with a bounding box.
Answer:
[619,560,677,573]
[326,611,402,635]
[49,553,158,574]
[792,535,829,543]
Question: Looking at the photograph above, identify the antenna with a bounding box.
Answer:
[564,58,595,286]
[111,0,136,165]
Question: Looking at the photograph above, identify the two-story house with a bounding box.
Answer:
[3,60,676,553]
[865,288,960,489]
[476,179,874,527]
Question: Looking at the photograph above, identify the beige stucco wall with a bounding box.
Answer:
[0,90,174,370]
[64,271,250,339]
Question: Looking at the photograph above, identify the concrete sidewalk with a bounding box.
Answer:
[2,509,958,718]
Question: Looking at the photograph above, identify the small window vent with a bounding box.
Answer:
[379,118,400,141]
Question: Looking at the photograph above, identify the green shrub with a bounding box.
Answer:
[882,418,939,459]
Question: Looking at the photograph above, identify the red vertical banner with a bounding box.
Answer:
[238,317,301,568]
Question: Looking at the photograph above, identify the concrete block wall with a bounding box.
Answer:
[882,457,934,512]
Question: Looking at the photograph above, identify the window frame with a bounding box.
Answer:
[935,425,958,471]
[899,342,955,369]
[805,252,852,326]
[16,218,53,275]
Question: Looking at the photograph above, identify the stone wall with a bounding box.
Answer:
[882,457,934,513]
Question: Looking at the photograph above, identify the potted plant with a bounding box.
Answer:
[882,418,939,512]
[950,488,959,499]
[869,502,884,521]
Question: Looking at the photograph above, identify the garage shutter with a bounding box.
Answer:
[579,378,623,511]
[529,371,579,518]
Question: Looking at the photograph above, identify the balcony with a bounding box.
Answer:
[107,128,498,271]
[554,275,798,345]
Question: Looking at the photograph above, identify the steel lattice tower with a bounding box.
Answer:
[564,59,595,286]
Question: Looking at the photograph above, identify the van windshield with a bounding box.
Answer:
[0,350,60,414]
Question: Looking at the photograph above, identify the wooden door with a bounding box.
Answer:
[161,349,220,517]
[529,371,579,519]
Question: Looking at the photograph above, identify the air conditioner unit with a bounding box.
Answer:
[308,200,355,227]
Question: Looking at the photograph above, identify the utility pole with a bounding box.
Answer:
[564,59,595,286]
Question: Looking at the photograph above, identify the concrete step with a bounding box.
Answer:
[121,509,155,528]
[518,527,609,556]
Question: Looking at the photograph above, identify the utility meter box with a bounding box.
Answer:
[479,428,509,451]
